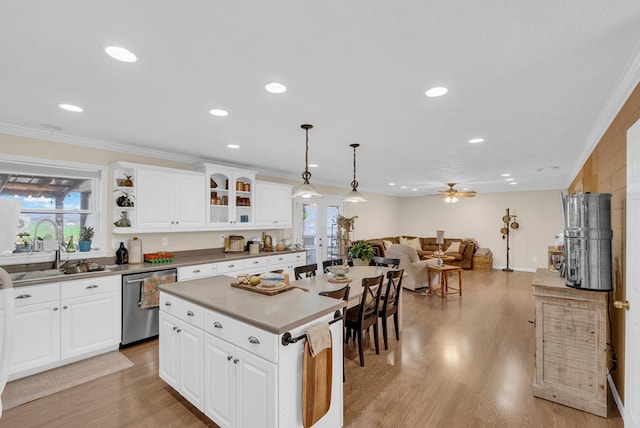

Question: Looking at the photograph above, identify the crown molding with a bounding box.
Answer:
[570,39,640,184]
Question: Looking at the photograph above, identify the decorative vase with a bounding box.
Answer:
[78,240,91,252]
[114,211,132,228]
[352,258,369,266]
[66,236,76,253]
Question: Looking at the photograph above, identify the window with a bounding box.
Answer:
[0,156,105,259]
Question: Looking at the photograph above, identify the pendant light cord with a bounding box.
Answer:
[350,143,359,190]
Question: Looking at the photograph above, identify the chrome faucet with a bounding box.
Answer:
[33,218,63,270]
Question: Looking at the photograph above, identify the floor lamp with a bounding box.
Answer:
[501,208,520,272]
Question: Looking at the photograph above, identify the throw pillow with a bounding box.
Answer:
[383,239,393,250]
[446,241,461,253]
[400,236,421,251]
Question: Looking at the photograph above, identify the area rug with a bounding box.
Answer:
[1,351,134,410]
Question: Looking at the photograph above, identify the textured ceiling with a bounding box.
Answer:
[1,1,640,197]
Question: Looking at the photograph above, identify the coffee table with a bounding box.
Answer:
[426,264,462,298]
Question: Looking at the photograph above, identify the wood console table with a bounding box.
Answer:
[531,268,608,417]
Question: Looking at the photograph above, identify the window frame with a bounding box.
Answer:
[0,154,108,266]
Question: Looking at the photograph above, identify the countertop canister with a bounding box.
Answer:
[128,236,143,264]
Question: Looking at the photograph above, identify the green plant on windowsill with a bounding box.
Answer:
[348,241,376,264]
[79,226,94,252]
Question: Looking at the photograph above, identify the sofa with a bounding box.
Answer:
[385,244,441,291]
[355,236,477,269]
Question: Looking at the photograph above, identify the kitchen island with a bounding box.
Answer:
[159,275,345,428]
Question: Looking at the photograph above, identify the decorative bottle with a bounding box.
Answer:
[116,242,129,264]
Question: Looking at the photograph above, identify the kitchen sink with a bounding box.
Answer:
[6,268,111,283]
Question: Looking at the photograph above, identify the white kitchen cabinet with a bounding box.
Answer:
[136,166,206,230]
[255,181,293,227]
[267,251,306,277]
[10,288,61,375]
[9,276,122,380]
[160,311,205,410]
[196,162,256,228]
[177,263,217,281]
[60,276,121,359]
[204,332,277,428]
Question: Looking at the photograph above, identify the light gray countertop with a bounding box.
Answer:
[1,248,305,288]
[159,275,346,334]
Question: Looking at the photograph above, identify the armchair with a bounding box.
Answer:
[385,244,440,291]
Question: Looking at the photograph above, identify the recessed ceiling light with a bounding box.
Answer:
[468,138,484,144]
[462,187,469,191]
[227,144,240,149]
[388,183,395,186]
[536,168,544,172]
[400,185,407,189]
[105,46,137,63]
[309,164,318,168]
[411,188,418,191]
[58,104,83,112]
[509,182,518,185]
[501,173,511,177]
[265,82,286,94]
[506,178,514,181]
[209,109,228,117]
[425,86,448,97]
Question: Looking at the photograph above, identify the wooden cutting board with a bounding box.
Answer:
[302,341,332,428]
[230,282,294,296]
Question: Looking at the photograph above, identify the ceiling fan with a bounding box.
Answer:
[439,183,477,203]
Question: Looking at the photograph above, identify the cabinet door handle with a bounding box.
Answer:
[213,322,223,329]
[227,355,233,361]
[170,221,175,224]
[16,294,32,299]
[192,269,201,273]
[176,328,182,333]
[86,285,99,289]
[173,326,178,331]
[165,301,172,306]
[175,221,179,224]
[53,307,59,311]
[233,358,239,364]
[248,336,260,344]
[187,310,194,317]
[63,305,68,310]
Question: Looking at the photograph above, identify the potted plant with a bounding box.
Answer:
[348,241,376,266]
[78,226,94,252]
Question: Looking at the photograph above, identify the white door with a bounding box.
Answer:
[177,321,204,410]
[235,347,277,428]
[625,118,640,426]
[174,173,206,227]
[158,312,179,389]
[137,169,174,228]
[61,291,119,359]
[294,197,343,265]
[204,333,235,428]
[10,301,60,374]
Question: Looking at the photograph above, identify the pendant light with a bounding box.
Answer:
[342,143,367,203]
[291,124,322,199]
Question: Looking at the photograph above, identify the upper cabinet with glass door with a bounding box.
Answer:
[195,163,256,228]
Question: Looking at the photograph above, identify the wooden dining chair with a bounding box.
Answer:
[294,263,318,280]
[373,256,400,268]
[322,258,344,273]
[378,269,404,350]
[344,274,384,367]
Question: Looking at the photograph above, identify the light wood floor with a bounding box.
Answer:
[0,270,624,427]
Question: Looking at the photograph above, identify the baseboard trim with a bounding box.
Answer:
[608,373,624,422]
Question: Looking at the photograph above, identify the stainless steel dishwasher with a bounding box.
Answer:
[121,268,177,346]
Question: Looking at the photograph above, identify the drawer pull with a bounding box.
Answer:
[173,326,178,331]
[253,261,259,264]
[176,328,182,333]
[278,258,283,261]
[193,269,201,273]
[16,294,32,299]
[248,336,260,344]
[63,305,68,310]
[233,358,239,364]
[213,322,223,329]
[228,264,235,268]
[165,301,172,307]
[86,285,99,289]
[227,355,233,361]
[187,310,194,317]
[53,307,59,311]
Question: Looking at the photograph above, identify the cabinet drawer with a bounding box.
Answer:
[285,252,305,264]
[61,275,120,299]
[204,308,278,363]
[216,260,243,274]
[13,284,60,307]
[178,264,215,281]
[160,292,204,329]
[243,257,268,273]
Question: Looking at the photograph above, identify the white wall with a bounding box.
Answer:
[398,190,565,271]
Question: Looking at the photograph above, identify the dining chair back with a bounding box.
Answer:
[378,269,404,350]
[373,256,400,269]
[319,283,350,381]
[322,258,344,272]
[294,263,318,280]
[345,274,384,366]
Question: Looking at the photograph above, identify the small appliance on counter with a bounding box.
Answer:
[224,235,245,253]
